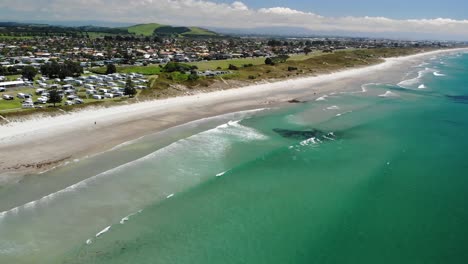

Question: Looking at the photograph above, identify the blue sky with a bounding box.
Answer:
[0,0,467,40]
[216,0,468,20]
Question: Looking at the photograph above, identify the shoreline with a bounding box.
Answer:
[1,48,466,179]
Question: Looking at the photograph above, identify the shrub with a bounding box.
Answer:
[265,57,274,65]
[266,55,290,65]
[248,75,256,80]
[163,62,192,73]
[188,73,199,81]
[228,64,239,70]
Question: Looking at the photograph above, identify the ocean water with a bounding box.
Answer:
[2,51,468,263]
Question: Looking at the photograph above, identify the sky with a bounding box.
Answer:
[1,0,468,41]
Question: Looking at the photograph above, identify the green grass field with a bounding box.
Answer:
[187,52,322,71]
[90,65,162,75]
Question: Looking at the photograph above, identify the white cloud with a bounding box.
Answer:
[258,7,307,15]
[1,0,468,39]
[231,1,248,11]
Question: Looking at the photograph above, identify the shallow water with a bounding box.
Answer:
[2,51,468,263]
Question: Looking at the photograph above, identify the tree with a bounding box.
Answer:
[228,64,238,70]
[40,60,83,79]
[304,47,312,55]
[47,87,62,107]
[124,78,137,97]
[106,64,117,75]
[265,57,274,65]
[22,66,38,81]
[163,62,192,73]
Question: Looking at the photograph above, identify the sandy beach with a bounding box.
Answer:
[0,48,465,182]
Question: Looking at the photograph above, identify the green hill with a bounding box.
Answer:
[126,23,218,37]
[183,27,218,36]
[127,23,163,36]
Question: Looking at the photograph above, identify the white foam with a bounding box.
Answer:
[316,95,328,101]
[397,68,430,88]
[213,120,268,141]
[120,216,129,224]
[216,171,227,177]
[418,84,427,89]
[86,239,93,245]
[300,137,317,146]
[119,210,142,224]
[325,105,340,110]
[379,91,399,98]
[96,225,111,237]
[336,111,353,117]
[166,194,174,199]
[433,71,445,76]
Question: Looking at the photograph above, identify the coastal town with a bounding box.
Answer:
[0,22,465,117]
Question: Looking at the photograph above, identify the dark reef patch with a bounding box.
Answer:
[446,95,468,104]
[273,128,335,141]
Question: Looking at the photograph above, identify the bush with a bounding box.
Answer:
[266,55,290,65]
[228,64,239,70]
[248,75,256,80]
[105,64,117,75]
[188,73,199,81]
[163,62,192,73]
[243,64,253,68]
[288,66,298,71]
[265,57,274,65]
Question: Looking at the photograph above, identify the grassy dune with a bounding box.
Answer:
[142,48,430,98]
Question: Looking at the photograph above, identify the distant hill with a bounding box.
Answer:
[127,23,163,36]
[0,21,221,38]
[126,23,219,37]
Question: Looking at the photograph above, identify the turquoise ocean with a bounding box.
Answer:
[1,51,468,263]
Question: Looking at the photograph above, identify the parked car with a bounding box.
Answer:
[64,100,74,106]
[2,94,14,100]
[86,89,97,95]
[0,87,6,92]
[36,88,46,95]
[37,97,48,104]
[22,102,34,108]
[74,98,84,104]
[104,93,114,98]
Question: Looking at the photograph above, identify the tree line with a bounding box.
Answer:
[40,61,83,79]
